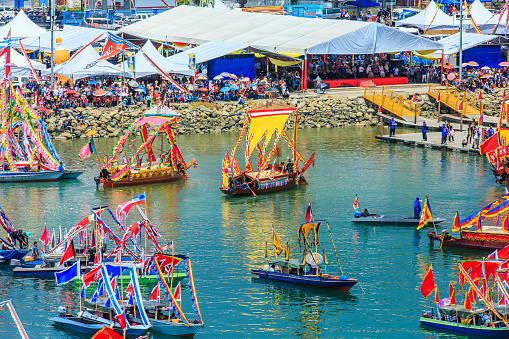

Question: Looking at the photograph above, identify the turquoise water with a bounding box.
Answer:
[0,126,501,338]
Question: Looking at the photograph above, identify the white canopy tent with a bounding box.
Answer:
[0,48,46,78]
[433,33,502,56]
[14,25,107,53]
[395,1,458,30]
[123,40,194,78]
[0,10,45,40]
[469,0,508,35]
[49,45,121,81]
[120,5,442,55]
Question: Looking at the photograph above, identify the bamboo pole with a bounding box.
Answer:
[326,221,343,275]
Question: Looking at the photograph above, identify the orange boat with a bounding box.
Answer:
[220,101,315,196]
[95,105,196,188]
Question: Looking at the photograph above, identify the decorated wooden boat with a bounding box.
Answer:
[428,193,509,250]
[480,127,509,186]
[352,215,446,225]
[92,105,195,188]
[0,205,30,263]
[57,170,84,179]
[220,101,315,196]
[420,316,509,337]
[252,215,357,291]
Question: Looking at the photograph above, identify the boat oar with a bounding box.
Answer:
[247,183,258,198]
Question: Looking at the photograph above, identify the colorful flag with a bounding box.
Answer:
[51,230,55,250]
[114,250,122,263]
[500,294,506,306]
[272,226,283,255]
[478,91,482,101]
[477,215,482,232]
[436,91,440,103]
[97,32,138,61]
[417,195,433,230]
[464,290,472,310]
[353,194,359,210]
[377,105,382,114]
[79,140,96,159]
[421,265,435,298]
[305,201,313,223]
[285,242,289,261]
[504,217,509,233]
[149,283,160,301]
[116,310,131,330]
[434,286,439,303]
[449,283,456,305]
[40,223,50,245]
[412,93,417,104]
[174,282,181,301]
[58,241,75,266]
[55,260,80,285]
[497,214,500,228]
[458,100,463,112]
[452,212,460,232]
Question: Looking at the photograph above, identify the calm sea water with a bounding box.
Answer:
[0,126,501,338]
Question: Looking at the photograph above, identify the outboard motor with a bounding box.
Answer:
[427,231,436,246]
[93,176,101,188]
[57,306,67,315]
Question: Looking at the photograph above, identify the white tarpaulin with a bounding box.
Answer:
[0,10,45,40]
[49,45,120,81]
[469,0,509,34]
[396,1,458,30]
[430,32,501,56]
[0,47,46,78]
[123,40,194,78]
[121,5,442,55]
[14,25,107,53]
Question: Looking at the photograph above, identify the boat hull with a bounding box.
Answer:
[13,266,85,278]
[132,317,201,337]
[428,232,509,251]
[57,170,83,179]
[51,316,106,334]
[0,171,63,182]
[251,269,357,291]
[220,173,306,196]
[420,317,509,337]
[0,249,29,261]
[351,215,446,225]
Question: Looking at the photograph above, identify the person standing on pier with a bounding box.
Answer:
[422,121,427,141]
[389,117,396,137]
[473,128,480,149]
[440,123,448,145]
[414,197,421,219]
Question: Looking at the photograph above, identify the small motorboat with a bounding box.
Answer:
[351,214,446,225]
[0,170,63,182]
[0,248,29,262]
[57,170,83,179]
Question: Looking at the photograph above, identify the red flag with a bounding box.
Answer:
[51,231,55,249]
[82,265,103,288]
[377,105,382,114]
[94,249,101,265]
[477,215,482,232]
[174,282,181,301]
[353,195,359,210]
[504,217,509,233]
[116,311,128,329]
[114,250,122,263]
[458,100,463,111]
[305,202,313,223]
[449,283,456,305]
[421,265,435,298]
[125,281,135,296]
[40,223,50,245]
[412,93,417,104]
[452,212,460,232]
[478,91,482,101]
[150,283,160,301]
[436,91,441,103]
[500,294,506,306]
[465,289,472,310]
[503,90,506,101]
[58,241,75,266]
[434,286,439,303]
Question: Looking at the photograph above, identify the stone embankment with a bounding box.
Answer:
[42,88,506,139]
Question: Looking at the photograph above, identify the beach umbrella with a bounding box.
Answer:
[134,88,144,92]
[481,66,491,70]
[196,73,208,80]
[219,72,231,77]
[230,74,238,79]
[121,92,128,97]
[230,85,240,90]
[213,75,223,80]
[104,90,113,96]
[481,74,493,79]
[241,77,250,82]
[219,86,231,92]
[94,89,106,96]
[86,130,97,137]
[38,107,49,112]
[467,61,479,66]
[198,87,208,92]
[88,80,98,85]
[446,64,455,69]
[128,80,139,87]
[65,90,77,95]
[265,87,279,93]
[447,73,456,81]
[500,62,509,67]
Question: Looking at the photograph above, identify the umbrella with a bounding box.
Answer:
[247,83,257,88]
[188,85,195,91]
[88,80,98,85]
[229,74,238,79]
[481,74,494,79]
[128,80,139,87]
[447,73,456,81]
[241,77,250,82]
[219,86,231,92]
[86,130,97,137]
[481,66,491,70]
[446,64,455,69]
[94,89,106,96]
[196,73,208,80]
[22,88,31,93]
[467,61,479,66]
[198,87,208,92]
[104,91,113,96]
[219,72,230,77]
[264,87,279,93]
[135,88,144,92]
[121,92,128,97]
[230,85,240,90]
[65,90,77,95]
[38,107,49,112]
[213,75,223,80]
[500,62,509,67]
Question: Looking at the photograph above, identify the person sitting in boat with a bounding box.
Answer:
[414,197,421,219]
[32,241,39,260]
[58,161,64,171]
[481,312,491,327]
[100,168,110,180]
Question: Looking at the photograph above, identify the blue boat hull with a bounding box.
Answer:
[0,249,29,261]
[0,171,63,182]
[420,317,509,337]
[13,266,82,278]
[57,170,83,179]
[251,270,357,291]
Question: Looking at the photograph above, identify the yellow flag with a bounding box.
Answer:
[273,227,282,255]
[285,243,289,261]
[324,252,329,265]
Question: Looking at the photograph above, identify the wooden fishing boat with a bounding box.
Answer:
[352,214,446,225]
[0,248,29,261]
[92,105,196,188]
[252,218,357,291]
[480,128,509,186]
[57,170,83,179]
[0,170,63,182]
[220,101,315,196]
[428,228,509,251]
[0,205,30,263]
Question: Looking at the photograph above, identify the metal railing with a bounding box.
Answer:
[363,86,420,117]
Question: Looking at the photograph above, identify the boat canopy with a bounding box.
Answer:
[439,306,486,319]
[298,221,323,247]
[268,258,304,269]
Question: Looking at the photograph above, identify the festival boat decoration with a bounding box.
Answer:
[419,256,509,337]
[91,105,196,187]
[0,300,30,339]
[428,192,509,250]
[0,205,29,263]
[0,79,82,182]
[480,127,509,186]
[251,203,357,290]
[351,194,446,225]
[220,101,315,196]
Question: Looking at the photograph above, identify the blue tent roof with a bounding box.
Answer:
[346,0,380,7]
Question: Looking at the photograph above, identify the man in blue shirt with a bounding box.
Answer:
[488,126,495,138]
[414,197,421,219]
[441,123,448,145]
[422,121,427,141]
[389,118,396,137]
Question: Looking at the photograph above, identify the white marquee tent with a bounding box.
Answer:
[469,0,508,35]
[14,25,107,53]
[0,10,45,40]
[396,1,458,30]
[0,48,46,78]
[50,45,120,81]
[120,5,442,55]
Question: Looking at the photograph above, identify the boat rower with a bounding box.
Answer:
[360,208,380,218]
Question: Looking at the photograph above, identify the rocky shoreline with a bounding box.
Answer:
[42,88,505,139]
